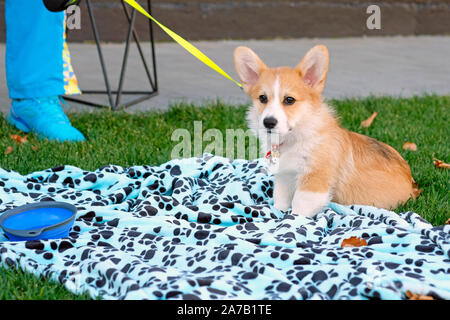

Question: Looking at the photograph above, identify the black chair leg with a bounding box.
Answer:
[65,0,158,110]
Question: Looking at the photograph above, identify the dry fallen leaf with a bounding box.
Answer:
[10,134,27,144]
[403,142,417,151]
[360,111,377,128]
[4,146,13,155]
[446,218,450,225]
[405,291,435,300]
[341,236,368,248]
[433,158,450,169]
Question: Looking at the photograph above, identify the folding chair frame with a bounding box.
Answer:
[65,0,158,110]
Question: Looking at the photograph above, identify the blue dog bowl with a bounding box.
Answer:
[0,202,77,241]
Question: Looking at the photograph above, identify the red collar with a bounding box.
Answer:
[265,143,284,159]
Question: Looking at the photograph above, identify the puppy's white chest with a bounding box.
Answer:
[266,146,309,176]
[280,150,308,174]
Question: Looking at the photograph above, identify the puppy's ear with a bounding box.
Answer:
[295,45,329,93]
[234,46,267,93]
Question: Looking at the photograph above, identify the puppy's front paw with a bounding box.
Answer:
[274,199,291,212]
[291,190,330,218]
[273,184,292,212]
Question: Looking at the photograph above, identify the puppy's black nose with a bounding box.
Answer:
[263,117,278,129]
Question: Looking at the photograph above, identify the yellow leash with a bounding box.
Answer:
[124,0,242,88]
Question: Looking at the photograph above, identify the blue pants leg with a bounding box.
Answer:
[5,0,79,99]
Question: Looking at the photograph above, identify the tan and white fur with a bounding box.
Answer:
[234,45,415,217]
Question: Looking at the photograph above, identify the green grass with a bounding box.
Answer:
[0,266,92,300]
[0,95,448,299]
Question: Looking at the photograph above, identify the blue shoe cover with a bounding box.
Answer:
[6,96,85,143]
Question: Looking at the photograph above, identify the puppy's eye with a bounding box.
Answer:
[259,95,268,104]
[283,96,296,105]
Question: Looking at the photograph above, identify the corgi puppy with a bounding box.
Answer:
[234,45,415,217]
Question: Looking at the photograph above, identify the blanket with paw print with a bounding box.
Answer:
[0,154,449,300]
